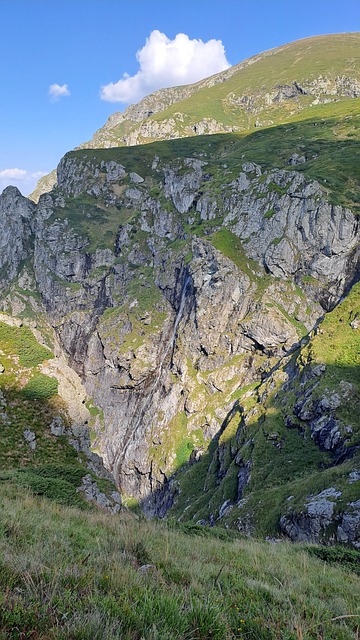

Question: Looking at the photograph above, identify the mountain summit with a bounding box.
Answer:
[30,32,360,202]
[84,32,360,148]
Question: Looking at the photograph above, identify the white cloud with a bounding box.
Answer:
[0,168,27,179]
[48,83,70,101]
[0,168,47,181]
[0,168,48,195]
[100,30,230,104]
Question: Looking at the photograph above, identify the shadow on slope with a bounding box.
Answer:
[140,357,360,539]
[68,99,360,212]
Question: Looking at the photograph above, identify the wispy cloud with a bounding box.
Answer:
[48,83,70,101]
[0,168,48,194]
[100,30,230,104]
[0,168,27,179]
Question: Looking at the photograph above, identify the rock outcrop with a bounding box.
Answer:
[0,186,34,287]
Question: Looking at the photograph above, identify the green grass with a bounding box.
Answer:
[264,208,275,219]
[23,373,58,400]
[0,318,103,508]
[301,281,360,434]
[0,467,88,510]
[304,544,360,576]
[0,482,359,639]
[96,34,360,150]
[150,411,199,473]
[69,96,360,214]
[47,194,136,254]
[0,321,53,367]
[209,229,262,282]
[74,34,360,214]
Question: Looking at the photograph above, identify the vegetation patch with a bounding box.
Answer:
[0,321,53,367]
[304,544,360,576]
[0,467,88,509]
[23,373,58,400]
[209,228,264,284]
[0,482,359,639]
[264,207,275,219]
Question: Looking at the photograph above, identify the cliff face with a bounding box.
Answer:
[2,131,359,544]
[0,186,35,286]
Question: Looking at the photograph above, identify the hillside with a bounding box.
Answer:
[0,305,121,512]
[0,482,360,639]
[29,32,360,202]
[85,33,360,148]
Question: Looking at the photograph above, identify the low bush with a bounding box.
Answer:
[23,373,58,399]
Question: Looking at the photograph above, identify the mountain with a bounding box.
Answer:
[2,33,360,549]
[29,32,360,201]
[84,32,360,147]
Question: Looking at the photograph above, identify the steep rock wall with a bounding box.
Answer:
[26,154,359,510]
[1,150,359,542]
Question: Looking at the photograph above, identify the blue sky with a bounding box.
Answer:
[0,0,359,194]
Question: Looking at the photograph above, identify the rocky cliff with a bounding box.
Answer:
[2,108,359,544]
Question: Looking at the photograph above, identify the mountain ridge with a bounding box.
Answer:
[29,32,360,202]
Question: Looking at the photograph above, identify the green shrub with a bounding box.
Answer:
[26,464,86,486]
[23,374,58,399]
[0,322,53,367]
[0,469,87,509]
[304,545,360,576]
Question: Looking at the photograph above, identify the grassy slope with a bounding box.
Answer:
[0,482,360,640]
[31,33,360,202]
[68,97,360,214]
[0,319,110,509]
[105,33,360,139]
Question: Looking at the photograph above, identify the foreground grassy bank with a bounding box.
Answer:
[0,483,359,639]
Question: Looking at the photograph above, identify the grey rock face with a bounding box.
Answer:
[337,499,360,548]
[163,159,205,213]
[77,474,121,513]
[65,423,113,480]
[2,149,359,533]
[50,416,65,436]
[23,429,36,450]
[280,489,360,548]
[280,488,342,544]
[292,376,355,458]
[0,187,35,289]
[349,470,360,484]
[32,157,358,509]
[220,168,359,308]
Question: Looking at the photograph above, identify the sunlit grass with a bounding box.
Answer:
[0,483,359,639]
